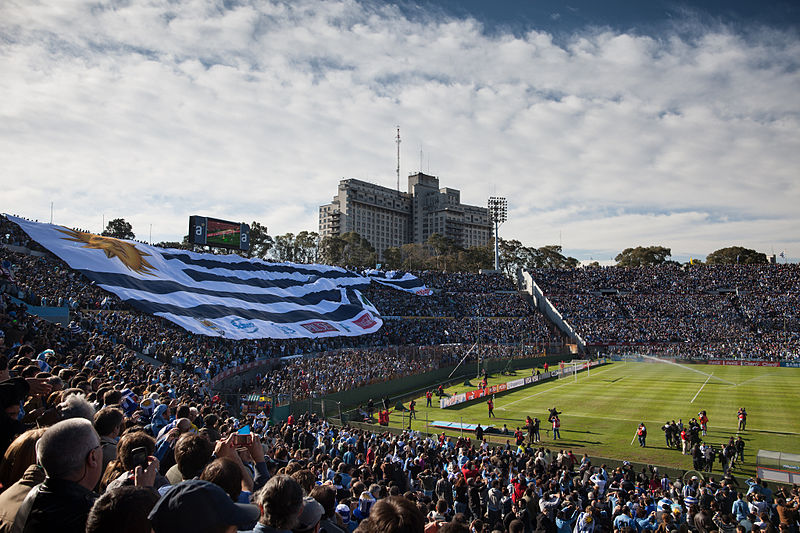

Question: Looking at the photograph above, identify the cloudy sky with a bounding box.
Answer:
[1,0,798,264]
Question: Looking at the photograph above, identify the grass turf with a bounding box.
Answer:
[390,361,800,477]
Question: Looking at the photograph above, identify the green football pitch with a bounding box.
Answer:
[391,361,800,476]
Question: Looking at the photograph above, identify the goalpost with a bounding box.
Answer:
[559,360,591,381]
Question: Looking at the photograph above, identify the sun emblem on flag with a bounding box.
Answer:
[56,227,157,276]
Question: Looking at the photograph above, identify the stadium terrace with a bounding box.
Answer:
[0,214,799,533]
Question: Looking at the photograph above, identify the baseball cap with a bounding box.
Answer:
[148,479,260,533]
[295,496,324,532]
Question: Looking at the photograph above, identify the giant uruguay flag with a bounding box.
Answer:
[8,216,393,340]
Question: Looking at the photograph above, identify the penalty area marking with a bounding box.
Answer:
[735,374,768,387]
[498,364,615,411]
[690,373,713,404]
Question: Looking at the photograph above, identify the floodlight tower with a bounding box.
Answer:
[488,197,507,271]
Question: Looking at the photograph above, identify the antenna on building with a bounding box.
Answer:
[395,125,401,191]
[419,145,423,174]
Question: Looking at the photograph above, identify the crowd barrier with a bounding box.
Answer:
[440,359,605,408]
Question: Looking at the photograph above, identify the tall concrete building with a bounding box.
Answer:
[319,173,492,259]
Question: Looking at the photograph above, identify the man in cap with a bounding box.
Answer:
[149,479,260,533]
[293,496,324,533]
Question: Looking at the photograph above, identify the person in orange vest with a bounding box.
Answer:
[544,362,549,373]
[426,390,433,407]
[487,397,495,418]
[637,422,647,447]
[287,413,295,426]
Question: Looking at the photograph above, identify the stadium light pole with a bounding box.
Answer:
[488,197,507,271]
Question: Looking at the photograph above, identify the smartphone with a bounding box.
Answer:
[131,447,148,469]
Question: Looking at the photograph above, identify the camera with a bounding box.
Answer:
[131,447,148,469]
[234,434,250,446]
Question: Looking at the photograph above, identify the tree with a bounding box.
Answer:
[706,246,767,265]
[295,231,319,263]
[534,245,580,269]
[456,245,493,272]
[101,218,135,240]
[615,246,671,267]
[382,247,403,269]
[399,243,431,271]
[339,232,376,268]
[499,240,579,272]
[272,233,296,262]
[498,239,528,277]
[247,221,274,260]
[426,233,459,271]
[319,233,376,268]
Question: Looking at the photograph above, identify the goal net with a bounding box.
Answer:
[559,360,591,381]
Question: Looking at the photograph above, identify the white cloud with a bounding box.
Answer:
[0,0,798,261]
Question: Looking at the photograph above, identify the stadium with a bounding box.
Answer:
[2,1,800,531]
[1,210,799,533]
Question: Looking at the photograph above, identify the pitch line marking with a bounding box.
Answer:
[498,364,615,410]
[735,374,767,387]
[691,373,713,403]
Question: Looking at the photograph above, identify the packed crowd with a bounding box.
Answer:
[1,214,800,533]
[1,214,563,405]
[532,265,800,296]
[415,271,517,292]
[249,343,544,401]
[3,396,799,533]
[362,285,532,318]
[533,266,800,359]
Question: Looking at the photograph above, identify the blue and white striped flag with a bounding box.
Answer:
[8,216,386,340]
[363,269,433,295]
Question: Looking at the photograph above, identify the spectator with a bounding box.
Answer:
[310,485,346,533]
[19,418,102,533]
[354,496,425,533]
[165,433,214,485]
[148,479,260,533]
[245,474,304,533]
[0,427,46,490]
[93,407,124,475]
[294,496,325,533]
[85,486,159,533]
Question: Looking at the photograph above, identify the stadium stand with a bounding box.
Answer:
[532,266,800,360]
[2,214,800,533]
